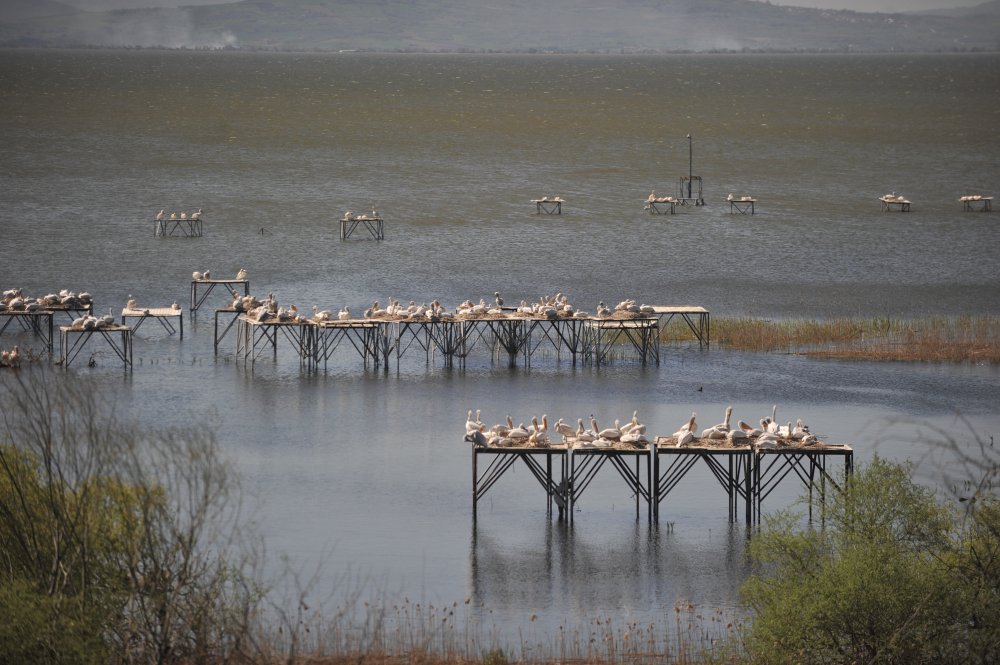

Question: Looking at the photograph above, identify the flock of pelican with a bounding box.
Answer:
[227,289,659,327]
[156,208,203,221]
[647,190,677,204]
[1,288,93,313]
[669,404,819,449]
[464,405,822,451]
[464,409,650,449]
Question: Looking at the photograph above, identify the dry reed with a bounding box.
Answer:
[661,316,1000,363]
[252,594,744,665]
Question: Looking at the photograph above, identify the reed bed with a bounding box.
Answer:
[661,316,1000,363]
[253,594,744,665]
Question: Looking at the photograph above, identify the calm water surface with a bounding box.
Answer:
[1,50,999,641]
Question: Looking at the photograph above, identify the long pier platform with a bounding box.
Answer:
[471,436,852,524]
[227,312,672,371]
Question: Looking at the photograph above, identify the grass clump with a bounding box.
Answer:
[660,315,1000,362]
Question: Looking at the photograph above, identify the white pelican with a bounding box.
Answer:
[155,209,165,221]
[648,190,656,203]
[203,270,211,280]
[236,268,247,281]
[337,306,350,321]
[180,211,187,220]
[170,212,177,220]
[494,291,503,308]
[555,418,575,442]
[191,208,203,220]
[599,419,622,441]
[126,295,137,310]
[192,271,203,280]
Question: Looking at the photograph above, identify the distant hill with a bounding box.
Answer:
[1,0,997,52]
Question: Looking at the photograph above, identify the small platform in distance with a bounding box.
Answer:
[531,197,564,214]
[960,195,992,212]
[645,197,677,214]
[155,216,203,237]
[728,196,757,215]
[879,194,911,211]
[121,306,183,338]
[340,213,384,240]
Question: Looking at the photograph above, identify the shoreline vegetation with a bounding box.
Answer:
[2,370,997,663]
[662,315,1000,363]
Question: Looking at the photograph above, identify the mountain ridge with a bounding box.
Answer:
[2,0,998,52]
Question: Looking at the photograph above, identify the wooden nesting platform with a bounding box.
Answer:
[340,214,384,240]
[729,196,756,215]
[651,305,710,349]
[645,198,677,214]
[59,324,132,371]
[121,306,183,338]
[531,198,563,214]
[0,309,54,352]
[960,195,992,212]
[880,195,911,211]
[155,216,202,237]
[234,316,317,370]
[213,306,242,353]
[587,317,660,366]
[190,278,250,312]
[471,435,853,524]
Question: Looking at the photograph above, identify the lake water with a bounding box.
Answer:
[1,49,999,645]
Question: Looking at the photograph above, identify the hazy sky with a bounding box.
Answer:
[58,0,983,13]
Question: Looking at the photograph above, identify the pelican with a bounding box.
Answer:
[155,209,165,221]
[180,211,187,220]
[766,405,780,433]
[203,270,211,280]
[674,412,697,436]
[171,302,180,310]
[599,419,622,441]
[791,419,810,440]
[555,418,575,442]
[192,271,203,280]
[170,212,177,220]
[312,305,331,322]
[494,291,504,308]
[126,295,137,310]
[191,208,203,220]
[465,410,483,434]
[648,190,656,203]
[508,424,530,440]
[575,418,596,443]
[596,301,612,318]
[236,268,247,281]
[338,306,350,321]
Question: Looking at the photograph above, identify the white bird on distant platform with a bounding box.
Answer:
[338,306,350,321]
[192,271,203,280]
[203,270,211,279]
[236,268,247,281]
[155,209,165,221]
[170,212,177,220]
[126,295,137,310]
[180,211,187,220]
[648,190,656,203]
[191,208,203,220]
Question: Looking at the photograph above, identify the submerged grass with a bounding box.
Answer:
[661,316,1000,363]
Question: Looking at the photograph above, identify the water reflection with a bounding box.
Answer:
[469,517,753,630]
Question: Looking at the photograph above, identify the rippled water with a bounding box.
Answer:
[1,49,999,639]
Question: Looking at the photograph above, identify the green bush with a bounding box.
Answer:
[742,455,1000,664]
